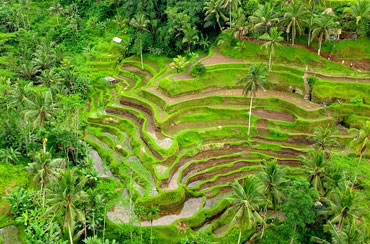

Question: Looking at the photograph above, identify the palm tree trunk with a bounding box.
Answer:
[248,96,253,136]
[68,225,73,244]
[140,32,144,70]
[42,184,46,208]
[268,49,272,70]
[237,229,242,244]
[217,18,222,31]
[56,15,59,25]
[290,224,296,244]
[318,33,323,56]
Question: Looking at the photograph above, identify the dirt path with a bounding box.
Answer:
[306,72,370,82]
[201,50,244,66]
[253,109,296,122]
[147,87,322,110]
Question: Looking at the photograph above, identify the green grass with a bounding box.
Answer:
[319,37,370,60]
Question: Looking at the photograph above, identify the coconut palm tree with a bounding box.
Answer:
[37,68,61,87]
[18,62,40,80]
[258,159,287,213]
[45,168,89,244]
[204,0,228,31]
[238,65,271,136]
[351,0,370,36]
[324,182,365,230]
[226,176,266,244]
[298,150,331,195]
[26,151,65,208]
[249,3,279,34]
[307,0,327,47]
[349,121,370,161]
[147,205,159,244]
[261,27,283,70]
[130,13,150,70]
[309,126,337,152]
[222,0,241,28]
[231,14,250,40]
[280,3,309,46]
[48,1,63,25]
[9,80,32,108]
[182,27,199,51]
[311,14,339,55]
[23,90,57,129]
[33,48,56,70]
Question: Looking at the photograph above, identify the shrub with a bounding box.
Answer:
[307,76,318,89]
[190,63,207,77]
[350,96,363,106]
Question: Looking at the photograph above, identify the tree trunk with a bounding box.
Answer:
[290,224,296,244]
[237,229,242,244]
[268,49,272,70]
[217,19,222,31]
[42,183,46,208]
[229,5,232,28]
[248,96,253,136]
[318,33,323,56]
[68,225,73,244]
[140,32,144,70]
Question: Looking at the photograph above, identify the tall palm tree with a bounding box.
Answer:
[311,14,339,55]
[222,0,241,28]
[231,14,249,40]
[48,1,63,25]
[204,0,228,31]
[309,126,337,152]
[130,13,150,70]
[261,27,283,70]
[325,183,365,230]
[37,68,61,87]
[23,90,57,128]
[238,65,271,136]
[249,3,279,33]
[45,168,89,244]
[9,80,32,108]
[226,176,266,244]
[307,0,327,47]
[147,205,159,244]
[280,3,309,45]
[182,27,199,51]
[26,151,65,208]
[349,121,370,161]
[258,159,287,213]
[298,150,330,195]
[351,0,370,36]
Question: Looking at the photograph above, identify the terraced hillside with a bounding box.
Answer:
[85,42,370,242]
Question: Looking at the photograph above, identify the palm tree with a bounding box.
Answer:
[33,48,56,70]
[226,176,266,244]
[298,150,330,195]
[258,159,287,213]
[204,0,228,31]
[350,121,370,161]
[26,151,65,208]
[45,168,89,244]
[9,80,32,108]
[238,65,271,136]
[261,27,283,70]
[182,27,199,51]
[325,183,365,230]
[311,14,339,55]
[249,3,278,33]
[0,147,21,164]
[23,90,57,128]
[169,55,188,73]
[222,0,241,28]
[130,13,150,70]
[351,0,370,36]
[307,0,327,47]
[37,68,61,87]
[48,1,63,25]
[18,62,40,80]
[147,205,159,244]
[280,3,309,45]
[309,126,337,152]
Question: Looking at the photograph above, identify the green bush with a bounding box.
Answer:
[350,96,363,106]
[190,63,207,77]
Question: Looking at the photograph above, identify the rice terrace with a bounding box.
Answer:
[0,0,369,244]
